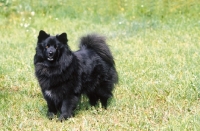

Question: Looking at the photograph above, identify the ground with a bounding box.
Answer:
[0,0,200,130]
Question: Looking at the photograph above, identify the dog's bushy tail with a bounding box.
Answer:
[79,34,115,66]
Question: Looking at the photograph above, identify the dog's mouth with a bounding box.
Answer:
[47,57,54,61]
[46,50,56,62]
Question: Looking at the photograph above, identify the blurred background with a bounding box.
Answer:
[1,0,200,36]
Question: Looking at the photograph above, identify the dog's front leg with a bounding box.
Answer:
[58,95,79,122]
[45,98,57,120]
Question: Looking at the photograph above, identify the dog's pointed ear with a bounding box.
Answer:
[56,33,68,44]
[38,30,50,42]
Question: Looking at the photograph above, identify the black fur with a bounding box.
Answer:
[34,30,118,121]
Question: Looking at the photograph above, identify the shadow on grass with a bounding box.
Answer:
[37,95,114,120]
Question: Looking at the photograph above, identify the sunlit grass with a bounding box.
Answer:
[1,0,200,130]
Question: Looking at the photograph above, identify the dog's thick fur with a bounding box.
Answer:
[34,30,118,121]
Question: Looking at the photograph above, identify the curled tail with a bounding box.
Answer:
[79,34,115,66]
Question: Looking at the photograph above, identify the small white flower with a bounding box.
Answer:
[24,23,29,28]
[31,11,35,16]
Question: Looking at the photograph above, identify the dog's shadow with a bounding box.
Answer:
[38,95,100,119]
[77,95,90,110]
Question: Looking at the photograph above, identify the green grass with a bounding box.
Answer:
[1,0,200,130]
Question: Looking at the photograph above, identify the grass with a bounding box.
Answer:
[1,0,200,130]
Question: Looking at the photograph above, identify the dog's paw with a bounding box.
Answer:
[47,112,56,120]
[57,116,66,122]
[57,114,72,122]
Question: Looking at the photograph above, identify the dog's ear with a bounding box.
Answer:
[56,33,68,44]
[38,30,50,42]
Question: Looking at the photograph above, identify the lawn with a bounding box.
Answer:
[1,0,200,130]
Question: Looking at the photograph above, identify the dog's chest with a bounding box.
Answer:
[44,89,64,100]
[44,90,58,100]
[45,90,53,98]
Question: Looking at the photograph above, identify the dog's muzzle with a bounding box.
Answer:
[47,51,54,61]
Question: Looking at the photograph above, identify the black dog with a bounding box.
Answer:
[34,30,118,121]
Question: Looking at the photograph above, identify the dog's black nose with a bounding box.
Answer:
[49,52,53,57]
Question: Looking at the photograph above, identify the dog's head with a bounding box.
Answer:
[37,30,68,62]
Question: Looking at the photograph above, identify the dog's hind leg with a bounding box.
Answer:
[87,93,99,107]
[99,96,109,109]
[98,82,114,109]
